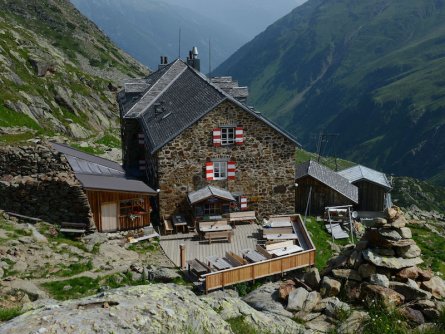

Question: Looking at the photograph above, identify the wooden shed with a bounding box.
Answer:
[338,165,392,212]
[295,160,359,215]
[51,143,157,232]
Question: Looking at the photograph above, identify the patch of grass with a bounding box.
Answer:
[410,224,445,276]
[57,260,93,277]
[304,217,350,269]
[0,105,41,130]
[95,134,121,148]
[226,316,259,334]
[42,276,101,300]
[0,307,22,322]
[127,240,160,254]
[233,279,266,297]
[362,301,409,334]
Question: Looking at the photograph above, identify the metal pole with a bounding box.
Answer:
[348,207,354,244]
[327,208,334,243]
[304,186,312,224]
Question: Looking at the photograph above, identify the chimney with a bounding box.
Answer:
[186,46,200,72]
[158,56,169,70]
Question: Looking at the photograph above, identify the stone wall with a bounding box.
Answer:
[0,143,93,226]
[0,144,71,176]
[155,100,297,218]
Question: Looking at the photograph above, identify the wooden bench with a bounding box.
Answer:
[188,259,211,276]
[203,231,232,244]
[7,212,42,223]
[60,222,87,234]
[262,227,294,235]
[226,211,257,225]
[163,218,173,235]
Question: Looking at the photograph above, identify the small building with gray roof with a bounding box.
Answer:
[338,165,392,212]
[295,160,359,215]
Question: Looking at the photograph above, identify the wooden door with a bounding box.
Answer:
[101,203,118,232]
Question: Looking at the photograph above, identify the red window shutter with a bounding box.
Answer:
[240,196,248,210]
[227,161,236,180]
[205,162,214,181]
[213,128,221,147]
[235,126,244,145]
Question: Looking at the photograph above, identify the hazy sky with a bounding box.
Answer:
[164,0,307,38]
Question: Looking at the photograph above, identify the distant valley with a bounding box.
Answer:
[216,0,445,186]
[70,0,306,71]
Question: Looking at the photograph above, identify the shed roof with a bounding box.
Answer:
[120,59,301,153]
[188,186,236,205]
[51,142,156,195]
[338,165,392,190]
[296,160,359,203]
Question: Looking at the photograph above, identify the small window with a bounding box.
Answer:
[213,161,227,180]
[221,127,235,145]
[204,202,220,215]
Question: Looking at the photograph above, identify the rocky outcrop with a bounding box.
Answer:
[0,285,234,334]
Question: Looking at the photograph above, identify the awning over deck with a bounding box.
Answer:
[188,186,236,205]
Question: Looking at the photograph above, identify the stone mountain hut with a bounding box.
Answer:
[117,52,301,220]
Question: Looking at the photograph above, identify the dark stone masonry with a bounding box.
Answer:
[0,143,93,226]
[154,100,296,218]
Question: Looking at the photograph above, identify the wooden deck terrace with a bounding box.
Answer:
[159,215,316,293]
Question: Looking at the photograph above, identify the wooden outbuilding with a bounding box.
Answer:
[51,143,157,232]
[338,165,392,212]
[295,160,359,215]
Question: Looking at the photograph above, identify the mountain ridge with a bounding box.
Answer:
[215,0,445,185]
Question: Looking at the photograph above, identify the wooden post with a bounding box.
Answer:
[179,244,186,270]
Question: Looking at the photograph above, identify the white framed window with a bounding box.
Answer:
[221,127,235,145]
[213,161,227,180]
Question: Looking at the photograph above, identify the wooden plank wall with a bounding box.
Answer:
[295,176,354,214]
[355,181,386,212]
[203,249,316,293]
[86,190,151,232]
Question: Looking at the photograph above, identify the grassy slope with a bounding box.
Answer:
[0,0,147,142]
[216,0,445,185]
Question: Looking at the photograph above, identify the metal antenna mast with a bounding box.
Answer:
[178,28,181,59]
[208,38,212,77]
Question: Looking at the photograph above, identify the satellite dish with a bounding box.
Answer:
[352,211,358,219]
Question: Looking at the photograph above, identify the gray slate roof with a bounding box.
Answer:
[121,59,301,154]
[188,185,236,205]
[296,160,359,203]
[338,165,392,190]
[51,142,156,195]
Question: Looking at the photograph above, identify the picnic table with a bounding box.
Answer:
[199,224,232,233]
[268,245,303,257]
[172,215,188,233]
[206,256,232,271]
[187,259,209,276]
[243,249,267,263]
[264,233,299,241]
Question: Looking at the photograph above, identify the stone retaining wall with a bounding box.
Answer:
[0,143,93,226]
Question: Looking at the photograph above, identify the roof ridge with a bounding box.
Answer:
[126,59,187,117]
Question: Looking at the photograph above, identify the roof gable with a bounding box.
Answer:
[338,165,392,190]
[121,59,301,153]
[188,185,236,205]
[296,160,359,203]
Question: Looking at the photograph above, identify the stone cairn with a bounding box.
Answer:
[277,206,445,330]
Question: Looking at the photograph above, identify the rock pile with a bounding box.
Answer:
[316,206,445,324]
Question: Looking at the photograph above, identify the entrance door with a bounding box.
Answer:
[101,203,118,232]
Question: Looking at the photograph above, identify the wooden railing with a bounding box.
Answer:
[202,248,316,293]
